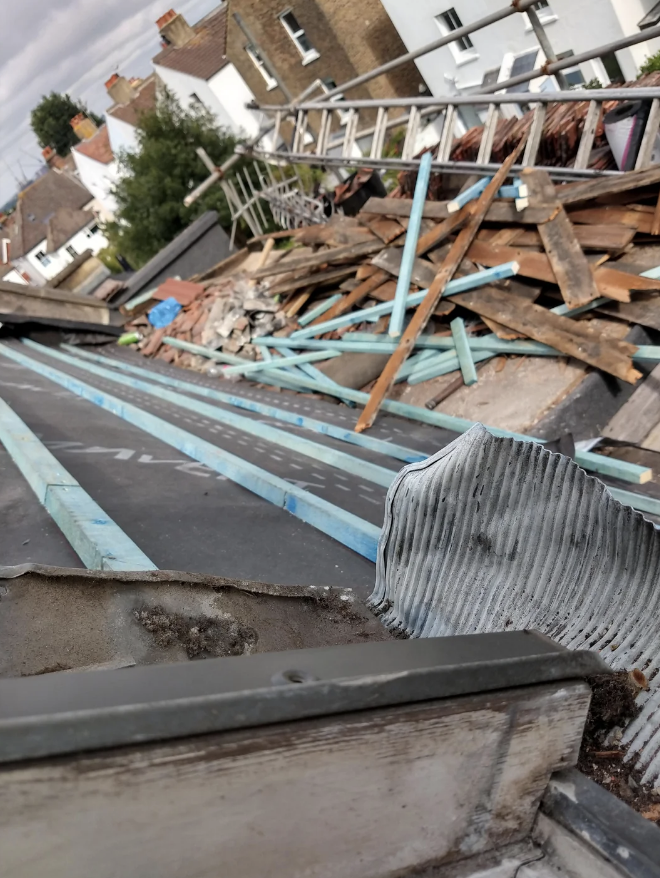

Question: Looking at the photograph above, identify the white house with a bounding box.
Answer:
[378,0,660,106]
[105,74,159,157]
[151,6,267,141]
[71,124,119,221]
[7,170,109,287]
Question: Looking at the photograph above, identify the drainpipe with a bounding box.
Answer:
[232,13,294,103]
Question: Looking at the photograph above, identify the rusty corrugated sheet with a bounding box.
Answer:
[371,424,660,783]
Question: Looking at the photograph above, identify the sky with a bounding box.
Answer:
[0,0,220,208]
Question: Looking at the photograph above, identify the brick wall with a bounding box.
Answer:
[226,0,424,116]
[317,0,423,101]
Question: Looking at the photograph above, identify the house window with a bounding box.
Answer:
[321,78,351,125]
[436,9,474,54]
[189,92,205,111]
[557,50,585,88]
[505,48,541,92]
[66,244,77,258]
[85,223,100,238]
[34,250,51,267]
[279,10,319,65]
[523,1,557,29]
[600,52,625,84]
[246,44,277,90]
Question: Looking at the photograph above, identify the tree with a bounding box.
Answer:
[640,50,660,77]
[31,92,104,156]
[102,91,245,268]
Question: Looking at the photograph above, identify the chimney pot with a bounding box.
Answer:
[106,74,137,106]
[157,9,195,48]
[70,114,99,142]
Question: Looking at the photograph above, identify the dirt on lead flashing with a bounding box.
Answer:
[579,671,660,825]
[134,605,258,659]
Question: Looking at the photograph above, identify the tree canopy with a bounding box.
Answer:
[102,91,240,269]
[31,92,104,156]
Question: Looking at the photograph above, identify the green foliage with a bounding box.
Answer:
[103,91,247,269]
[31,92,103,156]
[96,243,124,274]
[582,78,604,90]
[640,50,660,77]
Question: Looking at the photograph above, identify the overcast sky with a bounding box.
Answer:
[0,0,220,207]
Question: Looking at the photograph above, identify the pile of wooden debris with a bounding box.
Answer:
[129,159,660,420]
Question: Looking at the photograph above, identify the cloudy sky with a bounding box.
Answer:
[0,0,220,207]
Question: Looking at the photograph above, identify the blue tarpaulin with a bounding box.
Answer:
[148,297,182,328]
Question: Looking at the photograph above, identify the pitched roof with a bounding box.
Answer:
[46,208,95,253]
[73,125,114,165]
[107,76,158,127]
[9,170,92,257]
[152,5,229,81]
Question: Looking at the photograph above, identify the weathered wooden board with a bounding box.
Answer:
[295,217,376,248]
[251,240,382,280]
[597,293,660,332]
[360,197,556,225]
[370,280,456,317]
[268,266,357,297]
[557,165,660,207]
[372,247,437,288]
[567,205,657,234]
[359,214,406,244]
[603,363,660,443]
[0,287,111,326]
[524,169,600,309]
[467,239,660,303]
[478,224,636,252]
[309,270,389,326]
[0,683,589,878]
[451,286,641,384]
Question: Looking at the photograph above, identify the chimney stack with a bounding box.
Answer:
[42,146,68,170]
[70,113,99,142]
[105,73,137,106]
[157,9,195,48]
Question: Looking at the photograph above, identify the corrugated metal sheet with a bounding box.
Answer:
[371,424,660,784]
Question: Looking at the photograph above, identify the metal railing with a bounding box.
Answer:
[244,88,660,181]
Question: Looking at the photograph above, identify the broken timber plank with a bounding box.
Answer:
[557,165,660,207]
[523,168,601,309]
[370,280,456,317]
[355,139,527,433]
[597,294,660,332]
[360,214,406,245]
[251,240,382,280]
[567,205,658,234]
[450,286,641,384]
[360,197,556,225]
[467,239,660,303]
[478,224,636,252]
[268,266,356,297]
[309,271,390,326]
[372,248,437,289]
[603,363,660,443]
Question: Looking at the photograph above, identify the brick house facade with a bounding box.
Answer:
[225,0,424,118]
